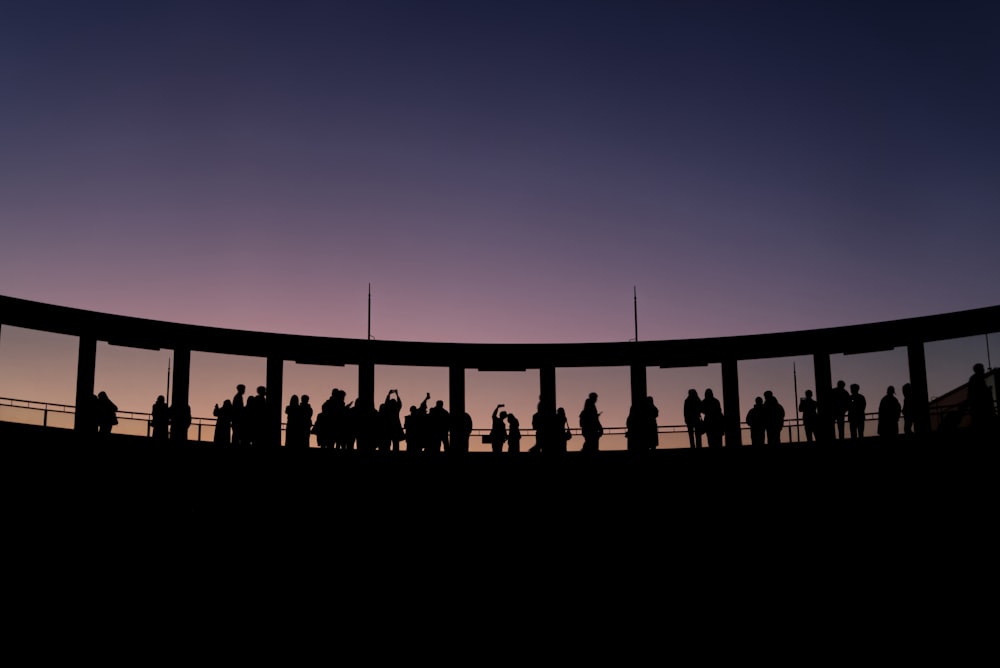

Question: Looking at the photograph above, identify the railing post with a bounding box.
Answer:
[43,406,48,428]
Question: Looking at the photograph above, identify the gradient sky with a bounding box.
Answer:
[1,1,998,445]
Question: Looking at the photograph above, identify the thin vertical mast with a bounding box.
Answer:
[368,283,372,341]
[633,286,638,343]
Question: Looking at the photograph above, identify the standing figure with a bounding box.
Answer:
[579,392,603,452]
[285,395,302,448]
[683,389,703,448]
[967,363,996,438]
[171,403,192,442]
[506,412,521,453]
[763,391,785,446]
[428,399,450,452]
[832,380,850,440]
[701,389,725,448]
[799,389,818,443]
[151,395,170,441]
[213,399,232,445]
[555,407,571,453]
[231,384,246,446]
[489,404,508,454]
[96,391,118,435]
[451,411,473,454]
[901,383,914,435]
[300,395,313,447]
[383,390,404,452]
[746,396,766,446]
[878,385,902,440]
[848,384,867,439]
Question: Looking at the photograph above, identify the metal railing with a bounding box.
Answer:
[6,394,981,448]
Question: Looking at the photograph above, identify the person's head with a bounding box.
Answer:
[764,390,773,400]
[302,395,309,404]
[850,383,860,393]
[290,395,299,405]
[755,396,763,406]
[837,380,846,389]
[688,389,698,398]
[499,411,508,420]
[902,383,911,397]
[98,391,107,400]
[589,392,598,401]
[886,385,895,395]
[974,363,985,374]
[704,388,714,399]
[436,400,444,408]
[156,395,165,404]
[237,384,245,393]
[805,389,813,398]
[257,386,266,396]
[223,399,231,408]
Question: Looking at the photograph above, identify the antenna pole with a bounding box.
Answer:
[633,286,638,343]
[368,283,372,341]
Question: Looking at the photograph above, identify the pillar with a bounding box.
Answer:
[358,361,375,413]
[813,352,833,442]
[907,342,930,435]
[266,355,284,447]
[539,366,556,413]
[74,336,97,433]
[630,364,647,410]
[170,348,191,443]
[721,358,742,447]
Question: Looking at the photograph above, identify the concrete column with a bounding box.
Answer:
[813,352,833,442]
[170,349,191,443]
[907,342,930,435]
[358,361,375,413]
[266,355,284,447]
[721,359,742,447]
[630,364,648,410]
[74,336,97,433]
[449,365,466,419]
[539,366,556,413]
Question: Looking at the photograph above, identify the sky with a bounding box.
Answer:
[1,1,998,447]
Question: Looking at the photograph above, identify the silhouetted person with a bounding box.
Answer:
[404,400,428,453]
[967,363,996,439]
[231,384,246,446]
[579,392,603,452]
[383,390,404,452]
[151,395,169,441]
[701,388,724,448]
[901,383,914,435]
[300,395,313,447]
[506,412,521,453]
[285,395,302,448]
[848,384,866,439]
[451,411,473,454]
[746,396,766,446]
[245,386,268,447]
[762,390,784,446]
[354,397,379,452]
[799,389,818,443]
[684,389,703,448]
[428,399,450,452]
[489,404,508,454]
[626,396,659,451]
[878,385,901,440]
[555,407,571,453]
[213,399,232,445]
[832,380,850,440]
[96,391,118,435]
[530,401,548,453]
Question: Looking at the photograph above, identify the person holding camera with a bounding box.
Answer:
[489,404,508,454]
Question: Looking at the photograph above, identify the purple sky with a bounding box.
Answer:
[1,2,998,444]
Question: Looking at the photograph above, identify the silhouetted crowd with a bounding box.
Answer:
[82,364,997,448]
